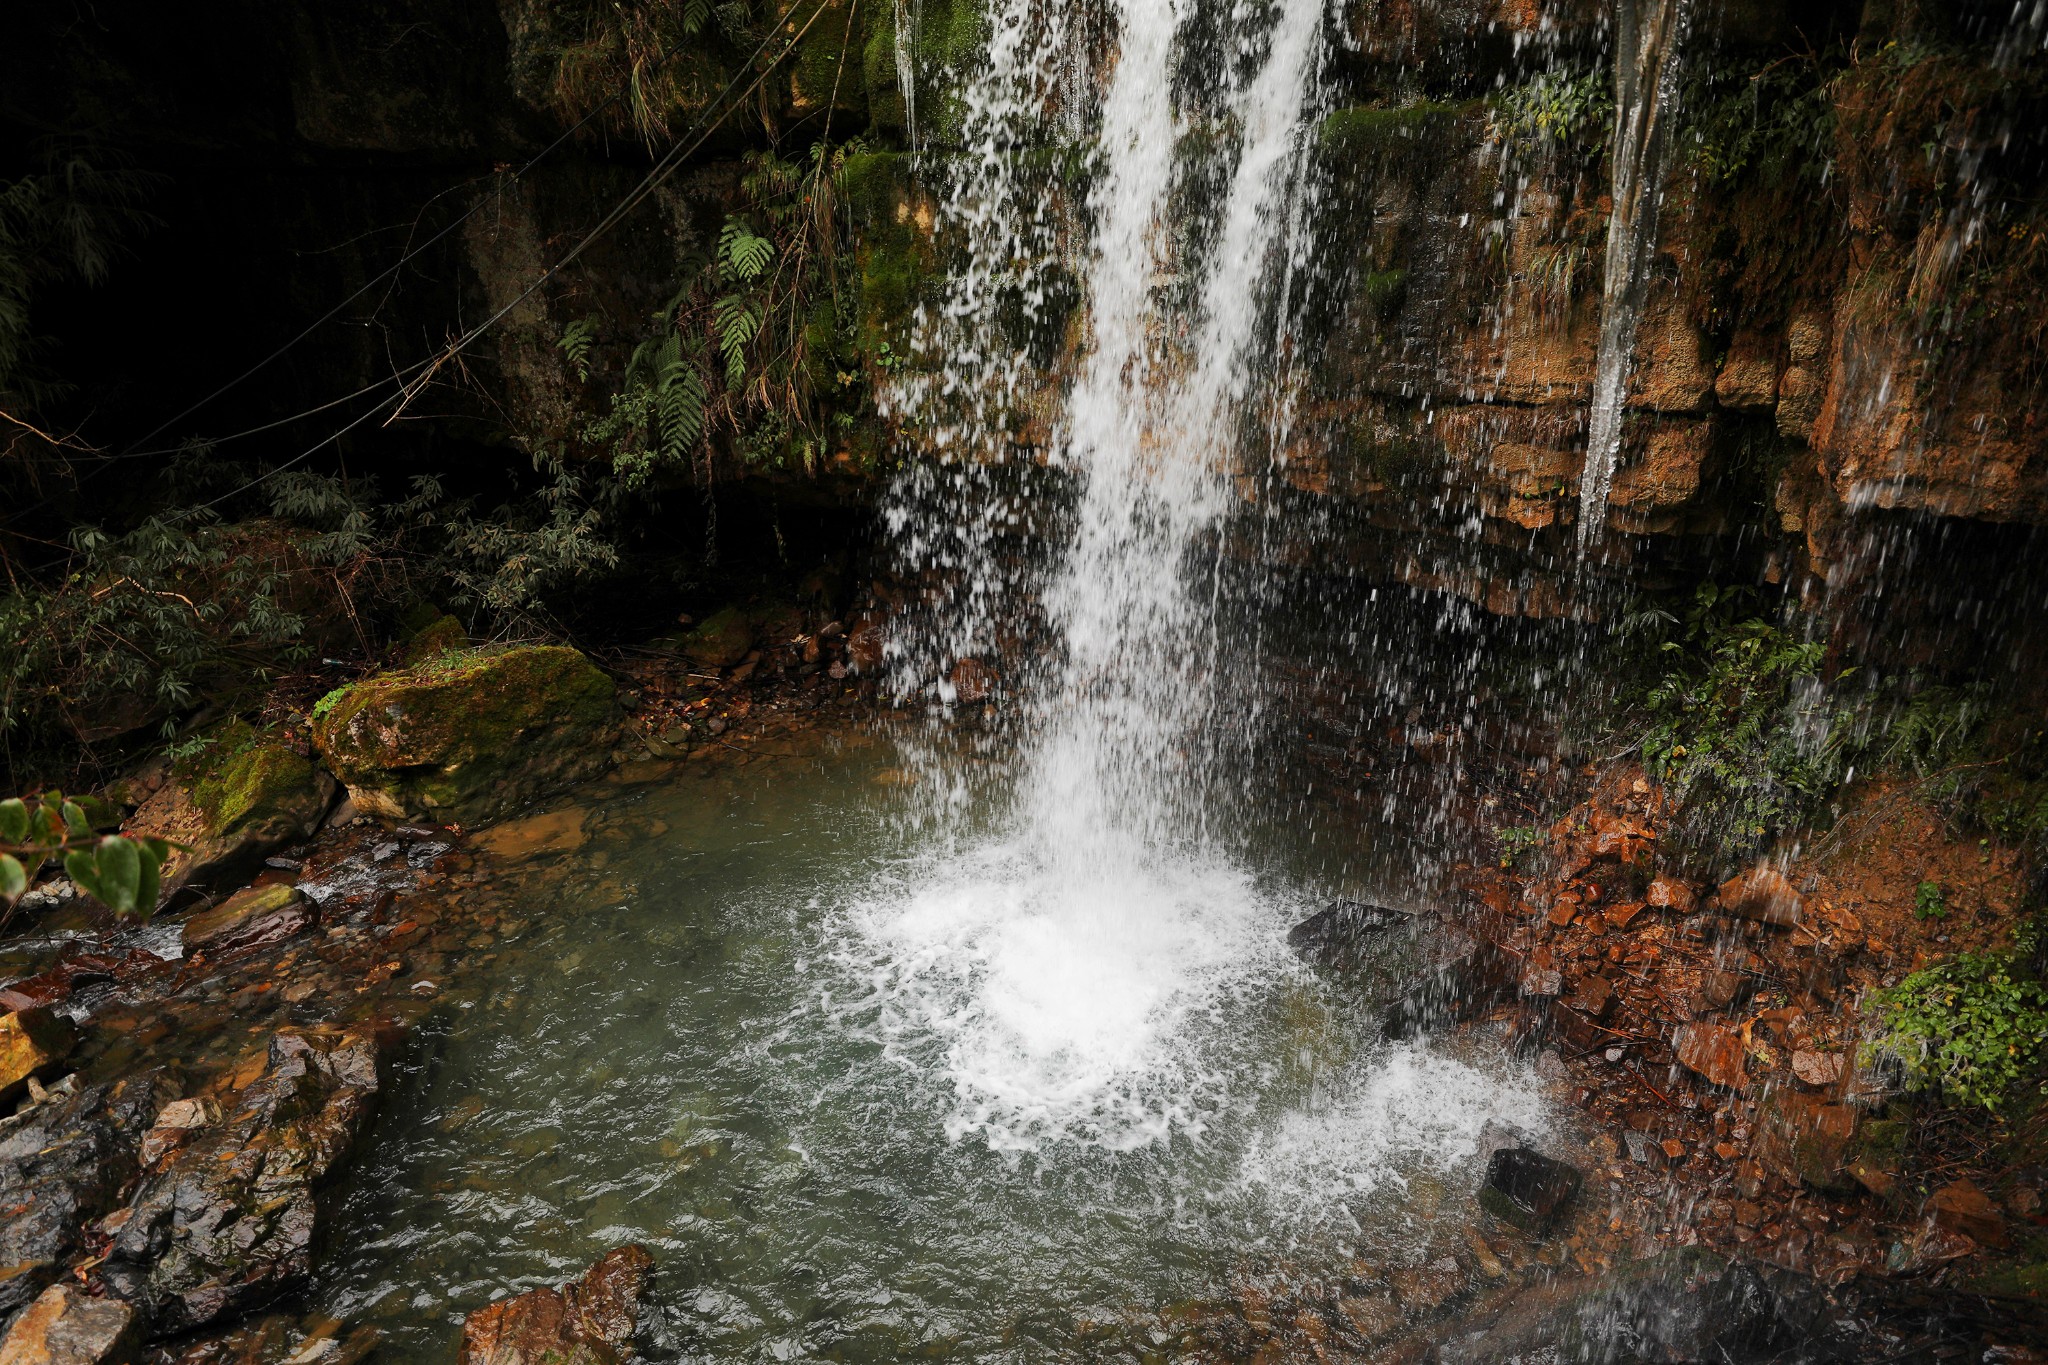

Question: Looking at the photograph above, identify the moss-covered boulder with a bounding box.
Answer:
[310,645,618,826]
[126,723,337,907]
[682,608,755,668]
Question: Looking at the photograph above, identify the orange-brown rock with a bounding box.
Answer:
[1644,876,1696,915]
[460,1246,653,1365]
[0,1285,139,1365]
[1927,1180,2009,1249]
[0,1008,74,1104]
[1714,866,1803,927]
[1756,1091,1858,1192]
[1673,1023,1747,1090]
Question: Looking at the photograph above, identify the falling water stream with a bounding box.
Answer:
[311,2,1555,1357]
[1577,0,1691,550]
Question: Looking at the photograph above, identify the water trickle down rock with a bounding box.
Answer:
[1577,0,1692,550]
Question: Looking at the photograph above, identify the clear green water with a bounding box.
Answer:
[312,734,1546,1362]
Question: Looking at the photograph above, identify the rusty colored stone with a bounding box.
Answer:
[1562,974,1615,1020]
[0,1008,74,1104]
[1645,875,1697,914]
[1604,901,1647,930]
[1927,1180,2009,1249]
[1790,1050,1843,1089]
[0,1285,140,1365]
[460,1246,654,1365]
[1673,1023,1747,1090]
[1714,866,1803,927]
[1755,1091,1858,1192]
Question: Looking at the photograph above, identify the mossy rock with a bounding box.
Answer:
[401,613,470,665]
[310,645,618,826]
[682,608,755,669]
[128,722,336,907]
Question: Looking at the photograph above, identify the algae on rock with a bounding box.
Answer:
[310,645,618,827]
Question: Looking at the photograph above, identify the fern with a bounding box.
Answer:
[557,317,598,382]
[713,295,762,387]
[681,0,712,34]
[718,218,775,283]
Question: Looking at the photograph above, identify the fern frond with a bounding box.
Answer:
[714,295,762,388]
[718,218,775,282]
[557,317,598,382]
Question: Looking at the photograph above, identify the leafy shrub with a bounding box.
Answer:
[1493,825,1544,869]
[1638,586,1837,863]
[1864,950,2048,1112]
[1915,879,1947,921]
[1489,69,1613,166]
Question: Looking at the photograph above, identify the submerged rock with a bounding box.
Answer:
[459,1246,653,1365]
[1286,899,1413,968]
[124,725,335,909]
[0,1073,166,1318]
[1477,1147,1582,1234]
[0,1284,141,1365]
[100,1030,384,1335]
[310,645,617,827]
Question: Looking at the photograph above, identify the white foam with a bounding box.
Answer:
[848,837,1289,1152]
[1232,1046,1552,1222]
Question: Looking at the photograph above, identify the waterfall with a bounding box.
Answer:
[874,0,1330,1150]
[1576,0,1691,551]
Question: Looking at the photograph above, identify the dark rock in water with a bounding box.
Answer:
[459,1246,654,1365]
[99,1029,384,1336]
[1380,941,1516,1041]
[180,884,316,958]
[1287,899,1413,967]
[1477,1146,1582,1233]
[0,1073,166,1318]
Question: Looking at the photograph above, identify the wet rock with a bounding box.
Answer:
[1624,1131,1666,1168]
[1477,1147,1581,1233]
[470,807,589,861]
[1287,900,1412,970]
[459,1245,653,1365]
[1714,866,1803,927]
[1673,1022,1747,1089]
[1390,1257,1465,1314]
[0,1284,141,1365]
[136,1098,221,1169]
[0,1009,75,1103]
[947,658,996,704]
[0,1073,166,1317]
[1699,967,1755,1013]
[1562,974,1615,1020]
[1381,940,1516,1041]
[1790,1049,1843,1089]
[1645,875,1696,915]
[311,645,618,827]
[101,1029,385,1335]
[1755,1091,1857,1193]
[180,886,315,958]
[125,726,335,908]
[1334,1293,1402,1345]
[1927,1179,2008,1249]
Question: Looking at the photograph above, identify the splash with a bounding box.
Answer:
[1577,0,1691,551]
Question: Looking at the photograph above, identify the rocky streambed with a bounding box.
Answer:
[0,634,2042,1365]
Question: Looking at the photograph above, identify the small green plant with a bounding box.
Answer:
[1490,69,1614,165]
[1494,825,1545,869]
[1915,879,1947,921]
[1864,949,2048,1112]
[0,791,175,920]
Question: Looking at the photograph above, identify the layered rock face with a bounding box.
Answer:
[1276,0,2046,629]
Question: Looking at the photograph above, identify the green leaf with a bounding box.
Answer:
[133,843,161,921]
[74,795,116,830]
[0,854,24,900]
[90,836,142,915]
[60,800,90,838]
[64,849,102,903]
[0,799,28,844]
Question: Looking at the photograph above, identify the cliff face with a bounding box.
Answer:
[1281,0,2047,655]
